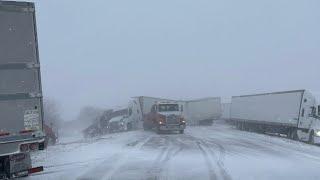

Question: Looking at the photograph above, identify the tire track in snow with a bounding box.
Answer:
[76,135,153,180]
[196,141,218,180]
[202,139,232,180]
[187,134,232,180]
[145,135,184,180]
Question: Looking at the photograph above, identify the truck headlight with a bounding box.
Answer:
[315,130,320,137]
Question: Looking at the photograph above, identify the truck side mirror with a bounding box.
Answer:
[181,105,184,112]
[318,105,320,116]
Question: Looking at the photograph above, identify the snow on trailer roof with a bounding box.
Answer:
[132,96,171,99]
[112,105,128,112]
[133,96,220,103]
[156,101,180,104]
[232,89,305,98]
[182,97,221,102]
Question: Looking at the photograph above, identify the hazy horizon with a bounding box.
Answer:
[33,0,320,120]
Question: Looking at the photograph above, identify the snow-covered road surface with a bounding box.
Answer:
[24,121,320,180]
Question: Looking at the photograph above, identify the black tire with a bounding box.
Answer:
[290,129,298,140]
[308,131,315,144]
[143,123,148,131]
[127,123,132,131]
[156,127,162,134]
[287,129,292,139]
[240,122,245,131]
[236,122,241,129]
[179,130,184,134]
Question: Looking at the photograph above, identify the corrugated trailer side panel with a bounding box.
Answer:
[230,90,304,127]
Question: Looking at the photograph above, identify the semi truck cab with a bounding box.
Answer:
[296,92,320,144]
[305,104,320,144]
[143,102,186,134]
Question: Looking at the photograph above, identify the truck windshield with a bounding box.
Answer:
[158,104,179,112]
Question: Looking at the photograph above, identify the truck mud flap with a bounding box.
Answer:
[11,166,43,179]
[28,166,43,174]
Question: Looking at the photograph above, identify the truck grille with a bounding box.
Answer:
[166,115,180,124]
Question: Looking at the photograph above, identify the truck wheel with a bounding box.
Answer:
[143,123,148,131]
[290,129,298,140]
[287,129,292,139]
[240,122,245,131]
[156,129,161,134]
[236,122,240,129]
[308,131,315,144]
[127,123,132,131]
[156,126,162,134]
[179,130,184,134]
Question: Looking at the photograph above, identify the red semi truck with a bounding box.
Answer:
[143,101,186,134]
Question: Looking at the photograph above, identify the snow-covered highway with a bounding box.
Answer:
[24,121,320,180]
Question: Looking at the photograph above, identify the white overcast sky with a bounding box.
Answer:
[33,0,320,120]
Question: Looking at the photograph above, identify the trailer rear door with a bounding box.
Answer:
[0,2,43,138]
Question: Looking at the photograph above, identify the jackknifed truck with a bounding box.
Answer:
[0,1,45,178]
[230,90,320,144]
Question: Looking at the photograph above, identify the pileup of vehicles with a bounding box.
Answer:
[83,92,320,145]
[230,90,320,144]
[1,1,320,179]
[83,96,223,136]
[0,1,45,179]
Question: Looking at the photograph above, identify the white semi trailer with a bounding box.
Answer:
[133,96,222,127]
[231,90,320,144]
[0,1,45,178]
[184,97,222,125]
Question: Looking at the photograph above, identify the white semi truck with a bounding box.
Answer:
[230,90,320,144]
[107,101,141,133]
[0,1,45,178]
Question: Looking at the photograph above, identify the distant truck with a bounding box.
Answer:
[0,1,45,178]
[184,97,222,125]
[230,90,320,144]
[136,97,186,134]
